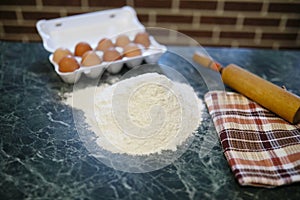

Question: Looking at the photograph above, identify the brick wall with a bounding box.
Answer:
[0,0,299,49]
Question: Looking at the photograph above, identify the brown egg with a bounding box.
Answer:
[53,48,72,63]
[123,43,142,57]
[96,38,114,51]
[134,32,151,48]
[74,42,92,57]
[115,35,131,47]
[81,51,102,66]
[58,55,80,73]
[103,48,122,62]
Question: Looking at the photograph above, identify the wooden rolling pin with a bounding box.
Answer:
[193,52,300,124]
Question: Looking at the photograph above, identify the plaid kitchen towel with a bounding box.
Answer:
[204,91,300,187]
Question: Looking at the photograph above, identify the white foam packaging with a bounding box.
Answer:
[36,6,167,83]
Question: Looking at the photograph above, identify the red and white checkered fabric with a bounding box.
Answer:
[204,91,300,187]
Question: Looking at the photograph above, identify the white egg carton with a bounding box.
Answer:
[36,6,167,83]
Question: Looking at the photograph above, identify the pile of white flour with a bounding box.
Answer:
[64,73,204,155]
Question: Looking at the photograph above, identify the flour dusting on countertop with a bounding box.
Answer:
[63,73,204,155]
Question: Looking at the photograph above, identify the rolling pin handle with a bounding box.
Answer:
[221,64,300,124]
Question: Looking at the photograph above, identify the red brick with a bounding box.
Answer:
[0,11,17,20]
[137,14,149,23]
[89,0,126,7]
[0,0,35,5]
[134,0,172,8]
[286,19,300,28]
[204,43,230,48]
[224,2,262,11]
[278,46,300,50]
[23,11,60,20]
[269,3,300,13]
[201,16,236,25]
[42,0,81,6]
[0,34,42,42]
[241,45,271,49]
[179,0,217,10]
[156,15,193,23]
[262,33,297,40]
[220,32,255,39]
[244,18,279,26]
[4,25,37,34]
[178,30,212,37]
[66,11,86,17]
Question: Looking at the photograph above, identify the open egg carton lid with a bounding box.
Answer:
[36,6,167,83]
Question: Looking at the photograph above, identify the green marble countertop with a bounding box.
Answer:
[0,41,300,199]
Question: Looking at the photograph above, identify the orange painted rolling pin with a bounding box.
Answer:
[193,52,300,124]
